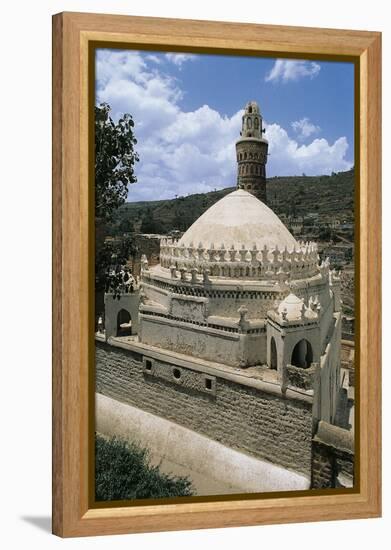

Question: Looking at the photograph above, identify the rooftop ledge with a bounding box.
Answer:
[95,334,314,405]
[144,264,325,288]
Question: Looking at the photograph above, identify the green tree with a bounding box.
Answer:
[95,435,194,501]
[95,236,138,293]
[95,103,139,224]
[95,103,139,298]
[118,216,134,235]
[140,215,165,234]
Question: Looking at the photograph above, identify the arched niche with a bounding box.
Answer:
[270,337,277,370]
[291,339,313,368]
[117,308,132,337]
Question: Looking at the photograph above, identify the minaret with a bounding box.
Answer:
[235,100,269,203]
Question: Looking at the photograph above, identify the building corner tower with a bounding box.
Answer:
[235,101,269,203]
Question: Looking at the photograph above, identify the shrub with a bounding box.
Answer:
[95,434,195,501]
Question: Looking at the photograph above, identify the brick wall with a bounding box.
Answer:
[311,421,354,488]
[96,341,313,476]
[311,442,335,488]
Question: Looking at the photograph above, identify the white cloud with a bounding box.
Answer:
[291,117,321,139]
[265,122,351,176]
[96,49,182,137]
[95,50,352,202]
[165,53,197,68]
[265,60,321,83]
[146,54,162,64]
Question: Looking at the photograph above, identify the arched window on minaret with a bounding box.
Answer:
[247,117,252,129]
[254,117,259,129]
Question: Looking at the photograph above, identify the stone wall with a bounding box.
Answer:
[311,421,354,488]
[140,314,240,365]
[128,234,162,277]
[140,313,267,367]
[95,340,313,477]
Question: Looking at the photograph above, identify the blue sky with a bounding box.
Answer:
[96,49,354,202]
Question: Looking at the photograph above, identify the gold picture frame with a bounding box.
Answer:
[52,11,381,537]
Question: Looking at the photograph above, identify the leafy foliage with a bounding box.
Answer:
[95,103,139,293]
[95,236,138,292]
[140,213,166,234]
[95,434,194,501]
[95,103,139,224]
[105,266,136,300]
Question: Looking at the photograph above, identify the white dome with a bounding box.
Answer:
[278,293,305,321]
[178,189,297,251]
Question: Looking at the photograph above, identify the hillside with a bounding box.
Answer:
[110,168,355,236]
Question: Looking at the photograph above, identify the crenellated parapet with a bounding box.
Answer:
[159,237,320,282]
[267,295,321,327]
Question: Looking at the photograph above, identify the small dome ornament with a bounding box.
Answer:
[237,305,249,333]
[278,293,305,322]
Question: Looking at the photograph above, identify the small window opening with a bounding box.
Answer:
[145,360,152,371]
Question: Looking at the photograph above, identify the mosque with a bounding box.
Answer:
[96,101,354,494]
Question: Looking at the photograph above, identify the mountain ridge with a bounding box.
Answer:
[111,168,354,236]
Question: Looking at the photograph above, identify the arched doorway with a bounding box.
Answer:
[270,337,277,370]
[117,309,132,337]
[291,339,313,368]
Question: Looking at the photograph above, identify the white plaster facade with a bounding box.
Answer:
[99,101,346,487]
[135,187,342,425]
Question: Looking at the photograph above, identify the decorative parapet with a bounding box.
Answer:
[159,238,320,282]
[139,307,241,335]
[329,267,341,284]
[285,362,319,391]
[267,294,321,326]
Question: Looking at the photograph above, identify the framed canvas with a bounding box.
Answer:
[52,12,381,537]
